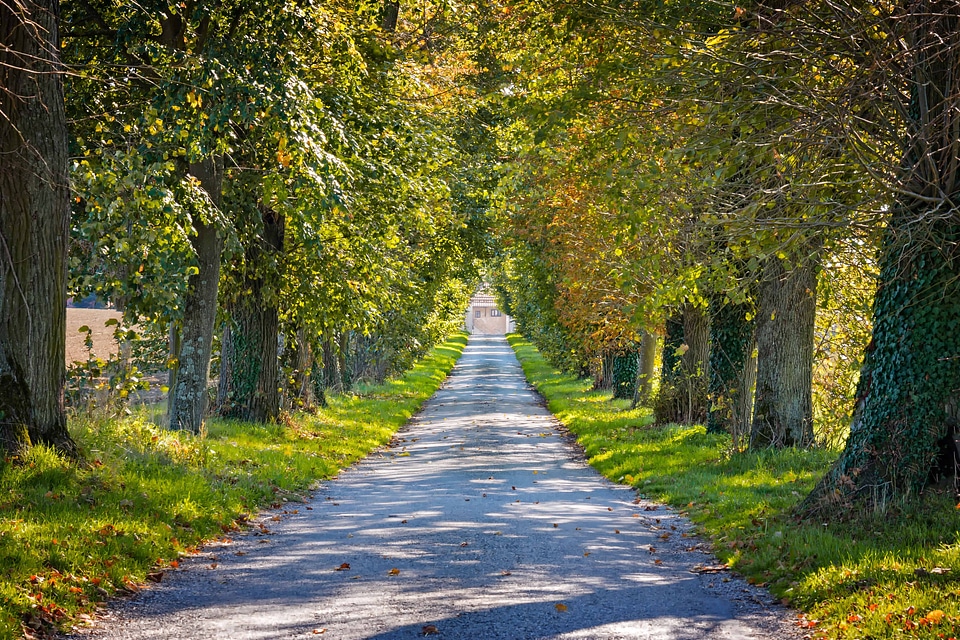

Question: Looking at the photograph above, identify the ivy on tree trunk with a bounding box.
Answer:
[805,1,960,512]
[707,296,756,443]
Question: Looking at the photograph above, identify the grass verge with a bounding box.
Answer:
[0,332,467,640]
[507,333,960,640]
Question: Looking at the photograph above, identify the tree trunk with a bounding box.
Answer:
[680,303,710,424]
[595,350,616,390]
[803,1,960,514]
[169,157,224,432]
[707,297,756,439]
[221,207,283,423]
[292,327,319,410]
[338,330,352,392]
[633,330,658,408]
[381,0,400,30]
[750,247,819,448]
[0,0,76,456]
[216,321,233,412]
[322,336,341,393]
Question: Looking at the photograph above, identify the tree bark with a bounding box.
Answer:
[322,336,341,393]
[220,207,283,423]
[680,303,710,425]
[381,0,400,31]
[0,0,76,456]
[633,330,658,408]
[707,297,756,441]
[292,326,320,410]
[216,321,233,412]
[169,157,224,432]
[750,247,819,448]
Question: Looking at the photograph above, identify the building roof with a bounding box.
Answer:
[470,295,497,306]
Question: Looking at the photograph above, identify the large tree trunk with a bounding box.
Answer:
[750,247,819,448]
[0,0,76,456]
[169,157,224,432]
[804,1,960,514]
[221,207,284,423]
[681,303,710,424]
[707,297,756,444]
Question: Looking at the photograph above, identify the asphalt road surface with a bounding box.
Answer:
[70,334,799,640]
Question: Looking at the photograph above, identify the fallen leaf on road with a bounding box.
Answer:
[691,564,728,574]
[335,563,350,571]
[555,603,568,612]
[501,570,512,576]
[146,571,164,583]
[312,629,326,634]
[388,568,400,576]
[422,625,439,635]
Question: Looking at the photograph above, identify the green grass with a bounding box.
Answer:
[507,333,960,640]
[0,332,467,639]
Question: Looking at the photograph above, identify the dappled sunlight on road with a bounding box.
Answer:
[73,335,792,640]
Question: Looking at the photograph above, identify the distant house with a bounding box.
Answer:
[465,292,514,334]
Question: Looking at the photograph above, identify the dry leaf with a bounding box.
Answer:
[388,568,400,576]
[500,570,512,576]
[555,603,568,612]
[335,563,350,571]
[422,625,439,635]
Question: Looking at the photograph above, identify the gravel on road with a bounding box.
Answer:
[68,334,802,640]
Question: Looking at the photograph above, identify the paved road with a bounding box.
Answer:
[72,334,798,640]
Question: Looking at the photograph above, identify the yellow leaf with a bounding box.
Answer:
[555,603,567,612]
[388,568,400,576]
